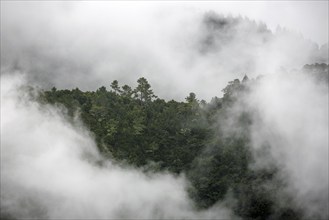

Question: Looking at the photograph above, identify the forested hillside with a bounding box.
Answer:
[2,1,328,219]
[37,64,327,219]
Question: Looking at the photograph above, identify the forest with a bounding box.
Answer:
[1,2,328,219]
[36,64,327,220]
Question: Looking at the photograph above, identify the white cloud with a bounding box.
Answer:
[0,73,233,219]
[236,71,328,219]
[1,2,327,101]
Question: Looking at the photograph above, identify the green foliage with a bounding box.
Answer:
[40,76,301,219]
[110,80,122,94]
[134,77,157,102]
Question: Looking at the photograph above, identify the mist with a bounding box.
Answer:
[1,1,328,219]
[1,74,234,219]
[1,1,328,100]
[247,71,328,219]
[221,70,328,219]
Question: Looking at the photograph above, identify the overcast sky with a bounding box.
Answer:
[1,1,328,100]
[188,1,328,45]
[2,1,327,44]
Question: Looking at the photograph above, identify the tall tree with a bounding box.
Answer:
[134,77,157,102]
[122,85,133,97]
[186,92,198,104]
[110,80,122,94]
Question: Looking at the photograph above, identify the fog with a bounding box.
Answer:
[1,74,234,219]
[1,1,328,100]
[225,71,328,219]
[1,1,328,219]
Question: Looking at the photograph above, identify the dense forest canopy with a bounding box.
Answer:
[30,64,327,220]
[1,2,328,219]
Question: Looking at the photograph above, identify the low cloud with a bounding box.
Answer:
[1,2,328,101]
[221,70,328,219]
[0,73,234,219]
[1,2,328,219]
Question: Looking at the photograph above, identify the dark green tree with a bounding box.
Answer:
[110,80,122,94]
[185,92,198,103]
[122,84,133,97]
[134,77,157,102]
[40,75,302,220]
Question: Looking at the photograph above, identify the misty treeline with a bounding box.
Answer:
[2,10,327,99]
[36,63,328,220]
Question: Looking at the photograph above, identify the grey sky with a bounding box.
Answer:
[2,1,327,43]
[188,1,328,45]
[1,1,328,100]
